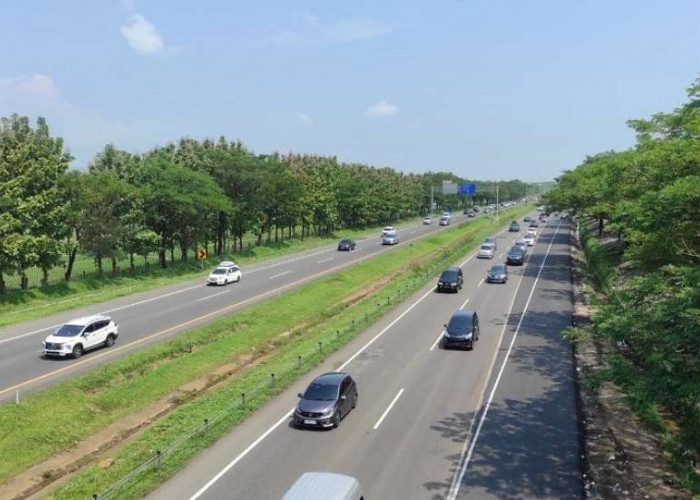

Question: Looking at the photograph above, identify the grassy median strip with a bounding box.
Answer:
[0,217,423,328]
[0,207,530,497]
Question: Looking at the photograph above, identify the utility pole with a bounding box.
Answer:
[430,185,434,216]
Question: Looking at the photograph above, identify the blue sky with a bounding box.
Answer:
[1,0,699,181]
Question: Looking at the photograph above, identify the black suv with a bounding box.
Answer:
[443,310,480,350]
[437,266,464,293]
[509,221,520,232]
[506,246,525,265]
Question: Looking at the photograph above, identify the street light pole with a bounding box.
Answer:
[496,181,499,223]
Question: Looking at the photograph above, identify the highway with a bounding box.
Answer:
[0,211,487,401]
[150,216,582,500]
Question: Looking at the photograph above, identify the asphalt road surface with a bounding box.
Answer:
[150,216,582,500]
[0,211,490,401]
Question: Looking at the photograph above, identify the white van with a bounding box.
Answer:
[281,472,364,500]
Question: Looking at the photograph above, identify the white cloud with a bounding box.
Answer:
[297,112,313,125]
[0,73,129,166]
[365,100,400,118]
[0,74,59,100]
[120,14,164,55]
[305,16,392,43]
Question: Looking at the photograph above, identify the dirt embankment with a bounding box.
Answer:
[569,221,690,499]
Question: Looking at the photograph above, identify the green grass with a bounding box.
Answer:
[0,206,531,497]
[0,216,424,328]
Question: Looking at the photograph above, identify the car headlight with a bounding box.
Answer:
[63,344,72,350]
[321,407,335,416]
[443,332,451,339]
[451,282,457,286]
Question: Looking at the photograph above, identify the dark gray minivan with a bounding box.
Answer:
[442,310,480,350]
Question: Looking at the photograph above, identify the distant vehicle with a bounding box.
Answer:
[507,247,525,265]
[529,219,539,228]
[509,221,520,232]
[443,310,480,350]
[423,216,433,225]
[478,243,495,259]
[515,239,528,253]
[523,233,535,246]
[526,229,537,239]
[382,231,399,245]
[484,236,497,250]
[437,266,463,293]
[473,206,480,212]
[382,226,396,236]
[337,239,356,251]
[466,210,476,218]
[294,372,357,428]
[282,472,364,500]
[486,263,508,283]
[442,211,451,219]
[539,215,549,223]
[439,216,450,226]
[523,216,531,222]
[537,205,545,211]
[207,265,241,285]
[43,315,118,359]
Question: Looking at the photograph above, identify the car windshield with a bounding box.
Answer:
[211,269,226,275]
[448,315,471,331]
[55,324,83,337]
[340,239,352,244]
[303,382,339,401]
[480,245,493,251]
[510,248,523,256]
[440,270,458,281]
[491,265,505,274]
[384,232,396,238]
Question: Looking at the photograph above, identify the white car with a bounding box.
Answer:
[382,226,396,236]
[526,229,537,239]
[478,243,496,259]
[43,315,118,359]
[423,217,433,225]
[382,231,399,245]
[207,265,242,285]
[442,212,452,219]
[523,233,535,246]
[217,260,238,268]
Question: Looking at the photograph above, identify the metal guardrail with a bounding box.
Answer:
[91,221,497,498]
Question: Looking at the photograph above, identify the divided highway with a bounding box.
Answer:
[150,216,582,500]
[0,212,483,401]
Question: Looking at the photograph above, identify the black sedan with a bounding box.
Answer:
[294,372,358,429]
[486,263,508,283]
[337,239,356,251]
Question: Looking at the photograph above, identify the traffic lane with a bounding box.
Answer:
[0,212,471,343]
[349,225,553,499]
[152,222,534,500]
[0,213,483,399]
[455,220,582,499]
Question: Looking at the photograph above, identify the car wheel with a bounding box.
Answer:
[104,334,116,348]
[332,410,341,428]
[72,344,84,359]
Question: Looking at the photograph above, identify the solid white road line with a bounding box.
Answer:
[317,257,334,264]
[268,271,291,280]
[447,220,562,500]
[429,330,445,351]
[195,290,231,303]
[0,283,204,344]
[373,388,405,430]
[189,409,294,500]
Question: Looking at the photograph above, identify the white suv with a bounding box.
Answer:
[43,315,119,359]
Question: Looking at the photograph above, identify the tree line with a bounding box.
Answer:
[544,77,700,473]
[0,113,536,291]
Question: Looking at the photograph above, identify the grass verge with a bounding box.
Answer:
[0,216,423,328]
[0,207,530,498]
